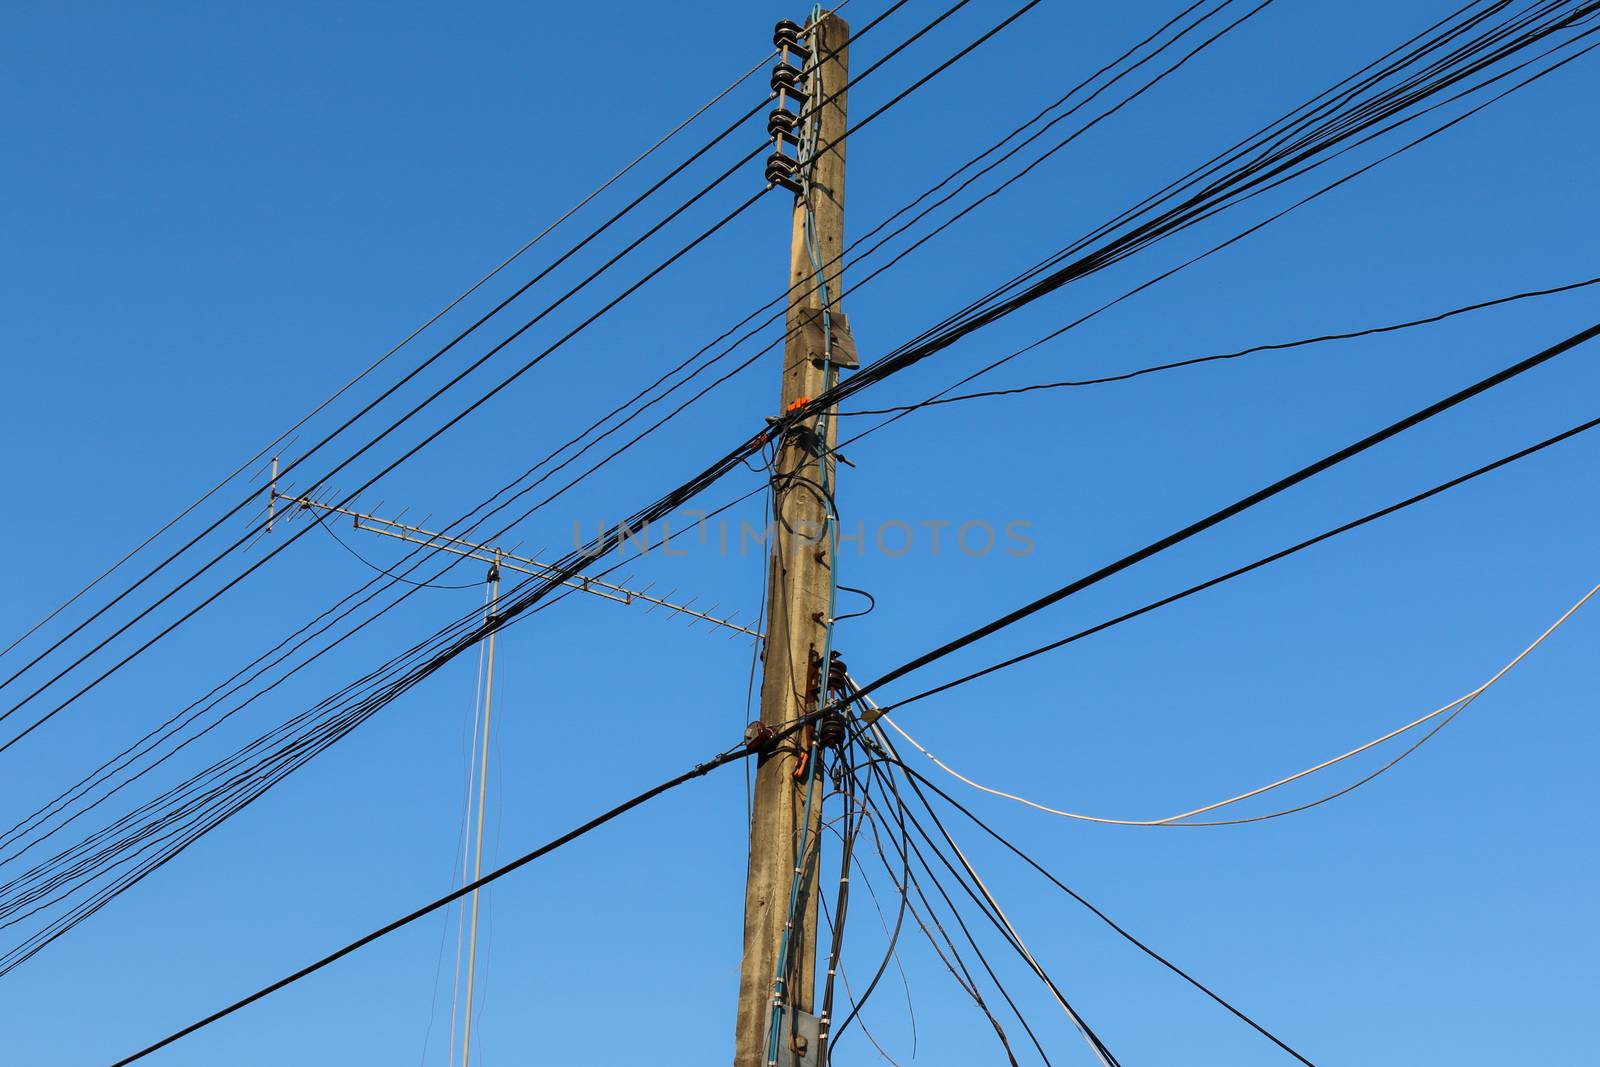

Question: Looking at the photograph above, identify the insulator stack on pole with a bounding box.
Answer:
[764,19,814,194]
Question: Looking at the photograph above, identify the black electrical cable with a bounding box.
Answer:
[836,275,1600,415]
[393,0,1010,523]
[84,0,1574,915]
[848,755,1052,1066]
[585,0,1261,467]
[825,755,911,1053]
[0,0,1065,885]
[0,593,504,936]
[816,744,857,1063]
[816,17,1600,433]
[888,845,1035,1067]
[28,0,1587,895]
[0,561,411,852]
[0,449,769,876]
[0,630,489,940]
[508,0,1254,518]
[878,406,1600,715]
[0,183,770,755]
[14,488,721,880]
[0,0,925,708]
[349,0,1055,552]
[838,26,1600,442]
[863,748,1123,1066]
[34,0,1587,998]
[315,515,486,591]
[0,0,876,679]
[0,483,770,965]
[833,585,877,624]
[807,1,1600,430]
[820,766,953,1063]
[13,0,1596,970]
[871,16,1597,424]
[885,841,1031,1067]
[0,545,492,861]
[819,786,926,1062]
[780,13,1600,500]
[0,0,1350,844]
[0,92,772,704]
[873,800,1064,1067]
[0,0,1029,755]
[103,740,754,1067]
[845,319,1600,709]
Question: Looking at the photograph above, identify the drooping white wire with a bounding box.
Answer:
[878,576,1600,827]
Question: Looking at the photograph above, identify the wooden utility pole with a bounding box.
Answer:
[734,13,852,1067]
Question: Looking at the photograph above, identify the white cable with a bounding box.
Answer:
[878,576,1599,827]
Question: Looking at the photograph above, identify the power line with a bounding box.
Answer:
[852,15,1600,426]
[0,29,791,667]
[845,319,1600,709]
[46,0,1574,876]
[0,0,1387,772]
[866,731,1319,1065]
[104,738,757,1067]
[0,484,773,967]
[836,274,1600,415]
[0,4,1068,958]
[846,752,1050,1065]
[0,0,1088,953]
[0,0,990,754]
[18,0,1574,870]
[0,0,929,709]
[316,515,485,591]
[457,0,1269,555]
[0,174,771,745]
[12,0,1596,982]
[874,406,1600,717]
[0,88,773,705]
[812,1,1600,437]
[844,750,1033,1062]
[853,739,1124,1066]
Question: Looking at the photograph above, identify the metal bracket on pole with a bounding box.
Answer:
[776,1007,820,1067]
[796,308,857,370]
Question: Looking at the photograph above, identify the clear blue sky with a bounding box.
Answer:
[3,1,1597,1064]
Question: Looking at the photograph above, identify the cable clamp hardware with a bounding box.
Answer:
[744,720,777,752]
[766,151,804,195]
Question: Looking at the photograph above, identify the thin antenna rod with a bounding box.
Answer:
[459,553,500,1067]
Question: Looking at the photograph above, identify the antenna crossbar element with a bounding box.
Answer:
[269,487,763,640]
